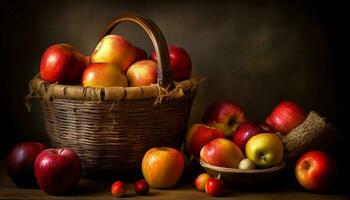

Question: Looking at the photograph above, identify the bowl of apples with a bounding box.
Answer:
[199,134,286,188]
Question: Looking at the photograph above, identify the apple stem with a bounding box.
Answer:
[216,173,222,180]
[59,149,64,155]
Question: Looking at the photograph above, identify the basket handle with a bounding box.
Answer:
[99,14,172,88]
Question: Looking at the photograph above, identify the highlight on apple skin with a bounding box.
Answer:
[185,124,225,158]
[203,100,246,138]
[127,60,157,87]
[91,34,136,73]
[82,63,128,87]
[200,138,244,168]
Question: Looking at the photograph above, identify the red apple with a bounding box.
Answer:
[126,60,157,86]
[40,43,87,84]
[266,101,306,135]
[142,147,184,189]
[134,46,147,62]
[82,63,128,87]
[232,122,262,153]
[111,181,126,197]
[6,142,47,188]
[203,100,246,138]
[91,34,136,73]
[200,138,244,168]
[194,173,211,192]
[185,124,225,157]
[134,179,149,196]
[205,177,225,197]
[34,148,81,195]
[150,45,192,81]
[295,151,336,193]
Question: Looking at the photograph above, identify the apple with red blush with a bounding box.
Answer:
[203,100,246,138]
[6,142,47,188]
[150,45,192,81]
[34,148,81,195]
[232,121,262,153]
[266,101,306,135]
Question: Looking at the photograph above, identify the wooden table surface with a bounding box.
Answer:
[0,162,348,200]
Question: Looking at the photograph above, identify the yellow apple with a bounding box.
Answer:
[82,63,128,87]
[245,133,283,168]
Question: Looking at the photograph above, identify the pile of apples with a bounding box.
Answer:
[185,100,337,196]
[40,35,192,87]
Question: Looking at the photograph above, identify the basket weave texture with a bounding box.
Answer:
[26,14,199,178]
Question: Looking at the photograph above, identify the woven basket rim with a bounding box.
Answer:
[26,73,200,102]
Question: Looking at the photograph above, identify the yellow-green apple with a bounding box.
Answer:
[266,101,306,135]
[203,100,246,138]
[194,173,211,192]
[111,181,126,197]
[40,44,87,84]
[34,148,81,195]
[6,142,47,188]
[200,138,244,168]
[238,158,256,170]
[82,63,128,87]
[126,60,157,86]
[134,46,147,62]
[91,34,136,73]
[232,122,262,153]
[134,179,149,196]
[245,133,283,168]
[185,124,225,157]
[142,147,184,189]
[295,151,336,193]
[205,177,225,197]
[150,45,192,81]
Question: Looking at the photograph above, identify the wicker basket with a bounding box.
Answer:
[26,14,199,179]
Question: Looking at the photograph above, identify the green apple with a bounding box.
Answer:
[245,133,283,168]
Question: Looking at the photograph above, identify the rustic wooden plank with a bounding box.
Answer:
[0,163,347,200]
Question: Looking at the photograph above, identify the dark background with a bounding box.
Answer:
[0,0,347,189]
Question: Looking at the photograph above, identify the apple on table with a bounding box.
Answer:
[34,148,81,195]
[6,142,47,188]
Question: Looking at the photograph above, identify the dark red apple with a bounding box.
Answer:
[150,45,192,81]
[134,46,147,62]
[40,43,87,84]
[203,100,246,138]
[134,179,149,196]
[232,122,263,153]
[6,142,47,188]
[295,151,336,193]
[266,101,306,135]
[34,148,81,195]
[205,177,225,197]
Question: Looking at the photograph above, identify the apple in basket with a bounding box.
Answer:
[295,150,337,193]
[150,45,192,81]
[245,133,284,168]
[91,34,136,73]
[82,63,128,87]
[185,124,225,157]
[142,147,184,189]
[134,46,147,62]
[6,142,47,188]
[34,148,81,195]
[203,100,246,138]
[126,60,158,86]
[40,43,87,84]
[200,138,244,168]
[266,101,306,135]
